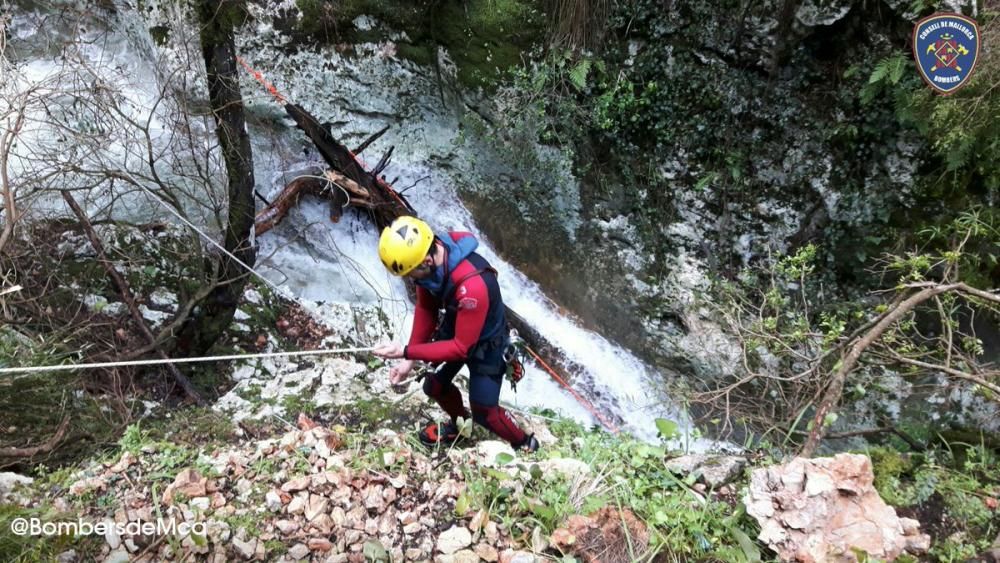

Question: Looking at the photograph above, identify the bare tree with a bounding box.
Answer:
[173,0,257,355]
[692,210,1000,456]
[1,0,257,391]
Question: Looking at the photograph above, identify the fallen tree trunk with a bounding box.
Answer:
[283,103,414,230]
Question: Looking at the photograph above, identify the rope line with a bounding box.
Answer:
[0,347,378,375]
[524,344,621,435]
[120,169,284,295]
[236,56,286,104]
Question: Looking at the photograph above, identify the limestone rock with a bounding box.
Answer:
[664,454,746,488]
[499,551,537,563]
[451,550,481,563]
[535,458,590,481]
[281,475,312,492]
[103,549,130,563]
[698,456,746,488]
[474,441,516,468]
[275,519,299,535]
[231,537,257,560]
[288,543,310,560]
[162,469,207,505]
[744,453,931,562]
[68,476,106,497]
[307,537,333,552]
[796,0,854,27]
[109,452,137,473]
[304,494,329,521]
[474,543,498,562]
[437,525,473,555]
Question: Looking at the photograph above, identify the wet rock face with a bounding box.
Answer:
[745,453,930,562]
[796,0,856,27]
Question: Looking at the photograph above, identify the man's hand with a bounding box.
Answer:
[373,342,405,359]
[389,359,415,385]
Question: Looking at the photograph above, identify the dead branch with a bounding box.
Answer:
[61,190,205,406]
[352,124,389,155]
[791,425,924,451]
[876,349,1000,396]
[0,95,27,254]
[324,169,369,198]
[0,415,70,458]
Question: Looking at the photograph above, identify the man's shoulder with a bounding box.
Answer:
[447,231,476,243]
[449,259,490,293]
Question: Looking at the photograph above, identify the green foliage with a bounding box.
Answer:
[655,418,680,440]
[482,414,762,559]
[280,393,317,416]
[295,0,545,88]
[140,407,240,449]
[775,244,818,279]
[869,443,999,558]
[860,54,910,105]
[118,423,150,455]
[568,58,592,91]
[350,397,395,428]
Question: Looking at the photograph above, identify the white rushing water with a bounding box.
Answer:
[254,178,704,445]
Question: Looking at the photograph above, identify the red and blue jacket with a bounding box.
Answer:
[402,232,506,369]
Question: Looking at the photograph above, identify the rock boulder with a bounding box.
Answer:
[744,453,930,562]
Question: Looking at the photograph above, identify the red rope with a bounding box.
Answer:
[236,56,287,104]
[524,345,620,434]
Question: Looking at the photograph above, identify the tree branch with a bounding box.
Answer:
[800,283,960,457]
[61,190,205,405]
[878,349,1000,396]
[0,415,70,458]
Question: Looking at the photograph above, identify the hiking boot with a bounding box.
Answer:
[516,433,540,453]
[419,420,463,447]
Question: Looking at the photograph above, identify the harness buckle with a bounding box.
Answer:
[504,329,526,390]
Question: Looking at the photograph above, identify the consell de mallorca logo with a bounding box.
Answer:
[913,12,980,95]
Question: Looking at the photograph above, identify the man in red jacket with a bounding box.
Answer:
[373,216,538,452]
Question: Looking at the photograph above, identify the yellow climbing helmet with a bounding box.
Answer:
[378,216,435,276]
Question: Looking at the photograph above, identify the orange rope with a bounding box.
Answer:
[524,345,620,434]
[236,56,286,104]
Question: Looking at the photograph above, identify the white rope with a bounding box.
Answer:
[0,346,379,375]
[120,169,284,294]
[292,173,352,214]
[0,285,22,297]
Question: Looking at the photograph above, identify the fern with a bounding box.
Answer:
[568,58,591,91]
[861,53,910,105]
[889,55,907,84]
[869,58,891,84]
